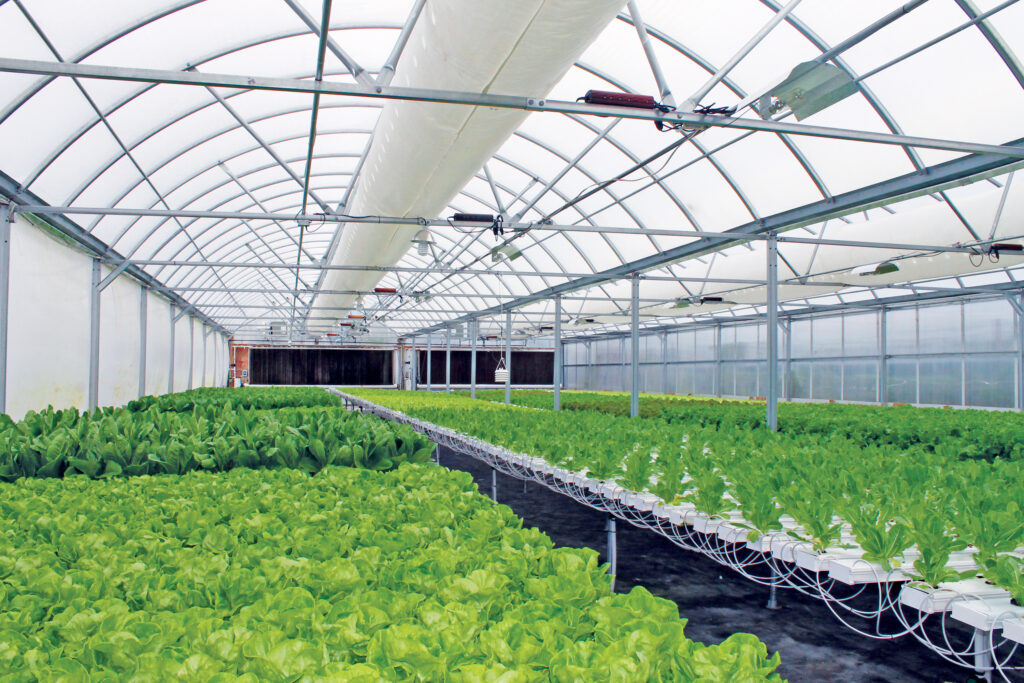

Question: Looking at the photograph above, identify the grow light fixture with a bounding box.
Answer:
[699,296,724,304]
[374,287,398,293]
[851,261,899,276]
[757,61,858,121]
[411,229,434,256]
[452,212,503,236]
[990,242,1024,255]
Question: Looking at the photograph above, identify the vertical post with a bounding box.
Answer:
[168,304,176,394]
[187,316,195,390]
[411,337,417,391]
[783,318,792,401]
[879,307,888,404]
[202,327,208,388]
[505,308,512,404]
[714,323,722,397]
[974,628,993,682]
[766,233,779,431]
[554,295,562,410]
[426,334,432,390]
[1018,295,1024,411]
[138,287,148,398]
[0,206,11,415]
[606,515,618,591]
[88,258,101,412]
[445,327,451,393]
[490,468,497,501]
[630,274,640,417]
[470,320,478,398]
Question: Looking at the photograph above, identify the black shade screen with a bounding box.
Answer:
[250,348,393,385]
[416,350,553,385]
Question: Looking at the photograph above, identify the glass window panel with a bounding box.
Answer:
[965,355,1015,409]
[693,362,715,396]
[720,326,737,360]
[919,357,962,406]
[718,364,734,397]
[790,361,811,399]
[812,317,842,357]
[674,364,695,396]
[811,363,841,401]
[734,363,759,397]
[642,365,664,394]
[843,312,878,357]
[695,328,716,361]
[886,309,917,355]
[735,325,758,360]
[919,305,962,355]
[843,361,878,403]
[887,359,917,404]
[965,299,1016,352]
[791,319,812,358]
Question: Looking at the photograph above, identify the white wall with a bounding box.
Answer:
[3,214,223,420]
[145,291,172,396]
[97,265,142,408]
[7,215,91,418]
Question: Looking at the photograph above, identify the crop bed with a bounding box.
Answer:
[345,388,1024,679]
[0,388,782,681]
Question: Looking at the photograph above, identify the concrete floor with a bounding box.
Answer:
[437,446,1017,683]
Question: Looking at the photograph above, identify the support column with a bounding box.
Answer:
[879,307,889,404]
[138,287,148,398]
[505,309,512,404]
[783,318,792,401]
[714,323,722,397]
[470,320,478,398]
[766,233,779,432]
[630,274,639,418]
[1018,295,1024,411]
[606,515,618,591]
[187,316,195,391]
[426,335,432,390]
[554,295,562,410]
[202,327,208,388]
[445,327,451,393]
[411,337,418,391]
[88,258,101,412]
[0,206,11,415]
[168,304,175,394]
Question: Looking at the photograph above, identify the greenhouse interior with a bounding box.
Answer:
[2,0,1024,680]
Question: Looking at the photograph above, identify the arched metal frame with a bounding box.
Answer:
[0,0,1022,338]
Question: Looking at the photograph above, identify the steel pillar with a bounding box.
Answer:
[879,308,889,404]
[202,326,208,387]
[505,309,512,404]
[138,287,147,398]
[88,258,101,411]
[554,295,562,410]
[470,320,478,399]
[410,337,417,390]
[490,468,497,502]
[630,274,640,417]
[426,336,432,390]
[0,206,11,415]
[445,327,451,393]
[187,316,194,390]
[606,516,618,591]
[168,304,175,394]
[766,233,779,431]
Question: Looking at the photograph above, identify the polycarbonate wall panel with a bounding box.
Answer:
[562,297,1020,409]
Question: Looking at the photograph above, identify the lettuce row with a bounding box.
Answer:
[351,390,1024,600]
[0,396,434,482]
[0,465,782,681]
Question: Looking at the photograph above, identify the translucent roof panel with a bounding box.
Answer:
[0,0,1022,340]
